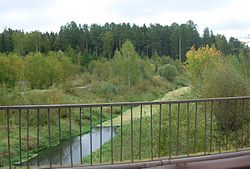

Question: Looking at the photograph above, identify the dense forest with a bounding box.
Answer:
[0,20,247,61]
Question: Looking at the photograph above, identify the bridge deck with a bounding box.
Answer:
[51,150,250,169]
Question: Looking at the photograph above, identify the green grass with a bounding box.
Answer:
[100,87,190,127]
[82,94,250,165]
[0,78,176,167]
[0,107,113,166]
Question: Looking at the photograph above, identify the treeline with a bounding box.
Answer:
[0,20,247,60]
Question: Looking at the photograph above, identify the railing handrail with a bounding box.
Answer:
[1,95,250,168]
[0,95,250,110]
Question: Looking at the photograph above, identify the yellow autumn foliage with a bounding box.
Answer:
[186,45,223,87]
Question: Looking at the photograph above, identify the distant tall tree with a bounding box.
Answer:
[79,24,90,52]
[215,34,229,54]
[41,32,52,53]
[148,24,163,56]
[169,22,180,59]
[1,28,14,52]
[50,32,60,51]
[102,31,113,59]
[59,21,80,51]
[90,24,103,56]
[131,24,144,55]
[25,31,42,53]
[161,26,171,56]
[12,31,26,55]
[0,33,3,52]
[203,27,211,46]
[229,37,243,55]
[142,24,149,56]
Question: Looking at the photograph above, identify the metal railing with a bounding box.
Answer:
[0,96,250,168]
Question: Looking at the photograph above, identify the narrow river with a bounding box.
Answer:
[22,126,116,166]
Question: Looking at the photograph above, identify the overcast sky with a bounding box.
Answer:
[0,0,250,43]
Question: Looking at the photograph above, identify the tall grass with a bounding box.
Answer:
[82,101,228,164]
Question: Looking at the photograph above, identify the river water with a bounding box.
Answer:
[22,126,116,166]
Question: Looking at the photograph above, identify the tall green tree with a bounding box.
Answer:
[59,21,80,50]
[215,34,229,54]
[0,28,14,52]
[26,31,42,52]
[12,31,26,55]
[90,24,103,56]
[79,24,90,52]
[113,40,141,87]
[202,27,211,45]
[102,31,113,59]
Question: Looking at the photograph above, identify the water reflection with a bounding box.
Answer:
[23,126,116,166]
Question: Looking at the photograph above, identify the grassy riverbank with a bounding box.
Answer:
[82,89,250,164]
[0,82,182,166]
[82,89,218,164]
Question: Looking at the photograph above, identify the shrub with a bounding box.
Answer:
[24,53,51,89]
[174,76,188,87]
[194,57,249,131]
[21,88,76,125]
[0,85,21,106]
[186,45,222,88]
[186,46,250,132]
[24,52,78,89]
[89,59,112,81]
[100,82,117,95]
[0,54,23,88]
[201,61,249,98]
[158,64,178,82]
[239,51,250,80]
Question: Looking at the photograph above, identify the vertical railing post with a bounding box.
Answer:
[26,109,30,169]
[36,109,40,166]
[168,104,172,158]
[204,101,207,155]
[18,109,22,165]
[187,103,190,157]
[219,101,222,154]
[130,106,133,162]
[69,108,73,167]
[150,104,153,160]
[120,106,123,162]
[194,102,197,154]
[210,101,213,153]
[90,107,93,165]
[235,100,238,151]
[158,104,162,158]
[58,108,62,166]
[7,109,11,169]
[241,99,244,149]
[48,108,52,168]
[226,100,229,151]
[80,107,83,164]
[139,105,142,160]
[111,106,113,164]
[176,103,180,156]
[100,107,102,163]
